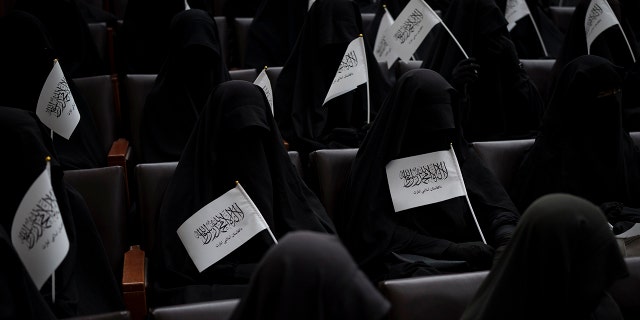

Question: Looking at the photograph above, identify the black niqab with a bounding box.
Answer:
[150,81,335,307]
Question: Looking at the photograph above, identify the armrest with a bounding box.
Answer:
[108,138,131,205]
[122,245,146,320]
[283,140,289,151]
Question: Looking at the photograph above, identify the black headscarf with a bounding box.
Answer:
[549,0,640,130]
[0,106,124,318]
[421,0,544,141]
[273,0,391,158]
[140,9,230,163]
[511,55,640,213]
[229,231,390,320]
[243,0,308,70]
[150,81,335,307]
[495,0,564,58]
[13,0,107,77]
[0,10,107,170]
[462,193,628,320]
[336,69,519,282]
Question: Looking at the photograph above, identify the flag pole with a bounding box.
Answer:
[423,1,469,59]
[528,14,549,57]
[45,156,56,303]
[618,25,637,63]
[449,144,487,244]
[235,181,278,244]
[359,34,371,124]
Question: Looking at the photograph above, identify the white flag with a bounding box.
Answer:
[585,0,620,52]
[385,148,466,212]
[373,7,398,67]
[177,183,272,272]
[36,60,80,140]
[11,161,69,289]
[308,0,315,10]
[385,0,441,62]
[253,69,274,115]
[323,36,369,105]
[505,0,531,31]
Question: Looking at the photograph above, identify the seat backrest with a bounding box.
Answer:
[394,60,423,80]
[471,139,534,191]
[520,59,556,101]
[214,16,229,67]
[630,131,640,146]
[66,310,131,320]
[123,74,158,162]
[150,299,239,320]
[87,22,109,66]
[234,17,253,68]
[309,148,358,220]
[64,166,129,280]
[379,271,488,320]
[73,74,118,153]
[362,13,375,32]
[610,256,640,319]
[549,6,575,34]
[229,68,258,82]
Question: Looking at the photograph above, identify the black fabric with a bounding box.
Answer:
[229,231,390,320]
[0,10,107,170]
[0,106,124,318]
[140,9,230,163]
[495,0,564,58]
[243,0,307,69]
[335,69,519,283]
[273,0,391,159]
[549,0,640,130]
[511,55,640,214]
[150,81,335,307]
[461,193,628,320]
[421,0,544,142]
[13,0,107,77]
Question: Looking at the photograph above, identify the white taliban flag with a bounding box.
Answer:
[584,0,621,53]
[373,6,398,67]
[505,0,531,31]
[253,68,274,115]
[385,0,442,62]
[177,183,275,272]
[36,60,80,140]
[323,36,368,105]
[11,160,69,290]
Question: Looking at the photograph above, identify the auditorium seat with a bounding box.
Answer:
[122,74,157,163]
[471,139,534,191]
[308,148,358,220]
[234,17,253,68]
[229,68,258,82]
[265,66,283,85]
[214,16,230,67]
[362,13,375,32]
[549,6,575,34]
[379,256,640,320]
[66,310,131,320]
[394,60,422,79]
[521,59,555,101]
[87,22,109,70]
[150,299,239,320]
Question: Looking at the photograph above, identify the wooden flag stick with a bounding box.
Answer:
[424,2,469,59]
[528,15,549,57]
[359,34,371,124]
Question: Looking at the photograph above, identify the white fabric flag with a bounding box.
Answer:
[505,0,531,31]
[584,0,620,52]
[36,60,80,140]
[323,36,368,105]
[177,183,272,272]
[385,149,466,212]
[11,160,69,289]
[385,0,441,62]
[253,69,274,115]
[373,7,398,67]
[308,0,315,10]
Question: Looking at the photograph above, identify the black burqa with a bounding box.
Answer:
[335,69,519,283]
[150,81,335,307]
[273,0,391,158]
[13,0,107,77]
[421,0,544,142]
[461,193,628,320]
[549,0,640,130]
[495,0,564,58]
[140,9,230,163]
[0,10,107,170]
[229,231,390,320]
[0,106,123,318]
[243,0,307,69]
[510,55,640,214]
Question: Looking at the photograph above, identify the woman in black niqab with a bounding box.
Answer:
[335,69,519,283]
[461,193,628,320]
[273,0,390,159]
[510,55,640,214]
[421,0,544,141]
[0,106,124,318]
[0,10,107,170]
[150,81,335,307]
[140,9,230,163]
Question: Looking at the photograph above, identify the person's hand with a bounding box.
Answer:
[451,58,480,90]
[443,241,494,270]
